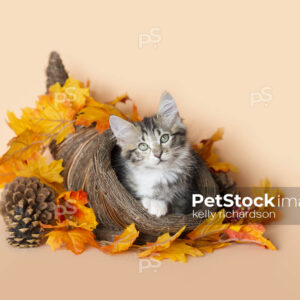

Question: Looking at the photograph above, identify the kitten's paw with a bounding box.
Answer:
[148,200,168,217]
[141,198,152,210]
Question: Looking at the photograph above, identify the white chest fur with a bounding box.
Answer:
[130,166,179,199]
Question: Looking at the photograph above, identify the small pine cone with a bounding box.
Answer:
[0,177,56,248]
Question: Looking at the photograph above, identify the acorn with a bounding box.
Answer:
[0,177,56,248]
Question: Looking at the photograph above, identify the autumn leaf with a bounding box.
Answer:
[2,78,90,193]
[7,95,76,146]
[3,93,76,175]
[0,130,44,164]
[243,178,283,225]
[34,95,76,144]
[223,224,276,250]
[130,104,142,122]
[186,210,230,241]
[41,190,100,255]
[15,155,64,194]
[49,76,89,111]
[108,93,130,106]
[193,240,231,253]
[75,97,129,134]
[138,226,186,258]
[55,191,98,231]
[76,95,142,134]
[7,110,31,135]
[45,228,100,255]
[152,239,203,262]
[0,161,17,188]
[76,103,110,133]
[186,209,276,253]
[41,219,72,229]
[193,128,238,173]
[100,223,139,254]
[66,190,89,205]
[194,128,224,161]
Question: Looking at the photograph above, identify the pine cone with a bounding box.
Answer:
[0,177,56,248]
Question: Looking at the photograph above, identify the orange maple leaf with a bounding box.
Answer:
[223,224,276,250]
[186,210,276,253]
[108,93,130,106]
[54,190,98,231]
[75,97,126,133]
[130,104,142,122]
[41,190,100,255]
[45,228,100,255]
[76,96,142,134]
[0,161,16,188]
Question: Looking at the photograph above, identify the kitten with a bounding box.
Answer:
[110,92,205,217]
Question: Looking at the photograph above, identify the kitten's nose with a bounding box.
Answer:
[154,151,162,159]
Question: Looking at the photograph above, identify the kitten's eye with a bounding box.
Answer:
[138,143,149,151]
[160,134,169,143]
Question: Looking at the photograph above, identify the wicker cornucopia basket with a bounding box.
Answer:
[48,52,236,243]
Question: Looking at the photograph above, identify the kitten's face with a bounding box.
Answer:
[110,92,187,169]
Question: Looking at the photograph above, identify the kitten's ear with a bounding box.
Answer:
[109,115,138,144]
[157,92,180,125]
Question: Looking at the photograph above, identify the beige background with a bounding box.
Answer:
[0,1,299,299]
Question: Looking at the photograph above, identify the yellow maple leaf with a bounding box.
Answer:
[193,128,239,173]
[193,240,231,253]
[100,223,139,254]
[7,111,31,135]
[6,94,76,150]
[15,155,64,194]
[0,130,44,164]
[138,226,186,258]
[34,95,76,144]
[152,239,203,262]
[243,178,283,225]
[45,228,100,255]
[186,210,230,241]
[49,76,89,111]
